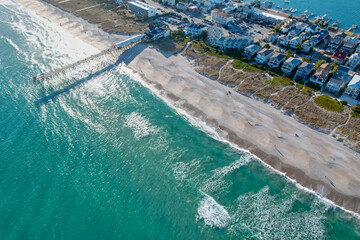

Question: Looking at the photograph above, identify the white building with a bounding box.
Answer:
[289,36,302,49]
[255,49,274,64]
[346,53,360,70]
[281,57,301,75]
[211,9,233,25]
[345,74,360,99]
[128,0,156,18]
[325,68,353,94]
[294,62,315,80]
[207,26,253,50]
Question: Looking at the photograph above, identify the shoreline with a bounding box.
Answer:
[122,47,360,215]
[11,0,360,215]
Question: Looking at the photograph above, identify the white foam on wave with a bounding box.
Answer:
[172,159,201,182]
[124,112,160,139]
[3,36,21,52]
[118,63,360,220]
[201,155,251,193]
[229,186,328,239]
[197,194,231,229]
[2,0,98,73]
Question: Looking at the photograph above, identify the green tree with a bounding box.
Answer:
[314,60,326,70]
[302,57,312,63]
[264,43,270,49]
[330,61,340,74]
[199,30,208,40]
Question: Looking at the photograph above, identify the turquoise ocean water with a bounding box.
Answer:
[257,0,360,32]
[0,1,359,239]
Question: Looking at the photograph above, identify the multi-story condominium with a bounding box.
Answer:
[254,49,274,64]
[267,53,286,69]
[211,9,233,25]
[294,62,315,80]
[346,53,360,70]
[128,0,156,18]
[281,57,301,75]
[207,26,253,50]
[344,74,360,99]
[309,63,331,86]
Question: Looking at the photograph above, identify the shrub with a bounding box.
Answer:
[351,104,360,117]
[314,95,344,113]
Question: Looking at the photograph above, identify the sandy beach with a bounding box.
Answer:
[13,0,360,214]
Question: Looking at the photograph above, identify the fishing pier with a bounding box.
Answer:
[32,34,144,82]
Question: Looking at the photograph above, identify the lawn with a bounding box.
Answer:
[314,95,344,113]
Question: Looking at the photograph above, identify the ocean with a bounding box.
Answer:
[0,0,359,239]
[260,0,360,32]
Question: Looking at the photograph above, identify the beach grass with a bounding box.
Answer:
[314,95,344,113]
[266,77,294,87]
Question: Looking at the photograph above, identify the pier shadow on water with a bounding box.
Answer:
[34,44,146,108]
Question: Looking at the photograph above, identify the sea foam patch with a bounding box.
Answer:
[197,194,231,229]
[124,112,160,139]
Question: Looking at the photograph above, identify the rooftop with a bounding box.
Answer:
[332,51,348,61]
[348,74,360,90]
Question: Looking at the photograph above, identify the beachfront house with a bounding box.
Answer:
[281,19,296,34]
[186,23,208,37]
[356,45,360,54]
[331,51,348,64]
[128,0,156,18]
[144,25,170,42]
[305,24,318,34]
[244,44,261,58]
[294,62,315,80]
[344,74,360,99]
[207,26,253,50]
[254,48,274,64]
[309,63,331,86]
[289,37,302,49]
[176,2,188,11]
[325,66,353,95]
[326,32,347,53]
[267,53,286,69]
[211,9,233,26]
[345,53,360,70]
[295,22,308,32]
[277,35,288,47]
[301,40,312,53]
[341,37,359,54]
[162,0,176,6]
[281,57,302,75]
[267,32,279,43]
[288,29,301,39]
[309,30,328,47]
